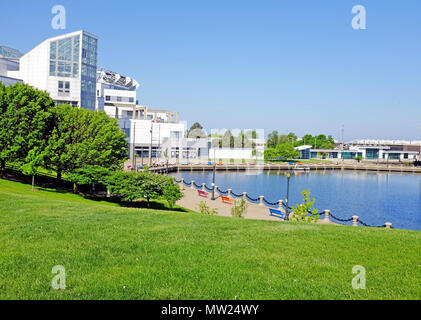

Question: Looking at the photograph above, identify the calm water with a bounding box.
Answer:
[171,170,421,231]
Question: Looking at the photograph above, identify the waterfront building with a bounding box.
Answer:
[96,68,139,114]
[297,143,419,161]
[3,31,98,110]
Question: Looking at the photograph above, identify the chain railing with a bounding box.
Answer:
[174,178,393,229]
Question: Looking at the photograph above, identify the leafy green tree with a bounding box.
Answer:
[42,105,128,183]
[67,165,111,193]
[0,82,55,171]
[267,131,279,148]
[106,171,182,208]
[162,179,183,208]
[265,144,299,160]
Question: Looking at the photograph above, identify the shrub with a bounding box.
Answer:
[290,189,319,223]
[198,201,218,215]
[162,180,183,208]
[231,198,248,218]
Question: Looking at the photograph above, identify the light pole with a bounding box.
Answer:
[211,164,216,200]
[284,171,292,221]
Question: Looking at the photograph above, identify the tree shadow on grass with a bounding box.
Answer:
[83,195,189,212]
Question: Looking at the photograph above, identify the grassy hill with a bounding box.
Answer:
[0,178,420,300]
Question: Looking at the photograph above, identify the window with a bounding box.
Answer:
[129,97,134,103]
[117,96,122,102]
[404,153,409,159]
[58,81,70,94]
[105,96,110,101]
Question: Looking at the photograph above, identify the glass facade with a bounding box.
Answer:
[49,36,80,77]
[366,149,379,160]
[80,34,98,111]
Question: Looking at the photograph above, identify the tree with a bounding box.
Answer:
[222,130,234,148]
[106,171,182,208]
[42,105,128,183]
[0,82,55,171]
[267,131,279,148]
[162,179,183,208]
[67,165,111,193]
[187,122,206,139]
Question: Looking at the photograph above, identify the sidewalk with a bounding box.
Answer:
[176,186,335,225]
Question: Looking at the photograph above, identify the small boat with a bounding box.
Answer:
[292,165,310,172]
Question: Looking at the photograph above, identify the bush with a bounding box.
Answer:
[198,201,218,215]
[163,180,183,208]
[231,198,248,218]
[290,189,319,223]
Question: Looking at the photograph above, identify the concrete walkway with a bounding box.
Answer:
[176,186,335,225]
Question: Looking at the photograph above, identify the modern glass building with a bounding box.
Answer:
[14,30,98,110]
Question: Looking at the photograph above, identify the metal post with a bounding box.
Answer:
[211,164,216,200]
[166,158,169,175]
[285,172,291,221]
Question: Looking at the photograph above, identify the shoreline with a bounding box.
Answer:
[147,162,421,175]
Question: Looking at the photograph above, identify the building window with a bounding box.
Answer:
[117,96,122,102]
[404,153,409,159]
[105,96,110,101]
[129,97,134,103]
[58,81,70,94]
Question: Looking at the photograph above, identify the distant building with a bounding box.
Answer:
[0,45,23,86]
[96,68,139,114]
[296,142,420,161]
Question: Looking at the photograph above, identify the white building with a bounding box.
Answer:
[8,30,98,110]
[96,68,139,114]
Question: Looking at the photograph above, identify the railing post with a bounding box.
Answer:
[228,189,232,198]
[243,192,247,201]
[259,196,264,206]
[385,222,392,229]
[324,209,330,222]
[191,180,195,190]
[278,200,283,210]
[352,216,359,227]
[202,183,206,192]
[181,178,185,190]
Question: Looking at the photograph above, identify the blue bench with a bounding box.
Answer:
[269,208,284,219]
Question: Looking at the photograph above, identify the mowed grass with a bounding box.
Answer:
[0,179,420,300]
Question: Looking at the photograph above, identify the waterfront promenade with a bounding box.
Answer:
[176,186,336,225]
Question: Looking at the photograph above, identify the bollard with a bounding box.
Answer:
[202,183,206,192]
[324,210,330,222]
[243,192,247,201]
[191,180,195,190]
[228,189,232,198]
[181,178,185,190]
[385,222,392,229]
[214,185,218,196]
[278,200,284,210]
[352,216,359,227]
[259,196,264,206]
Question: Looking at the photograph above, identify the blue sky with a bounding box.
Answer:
[1,0,420,140]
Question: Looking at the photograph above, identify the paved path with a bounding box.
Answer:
[177,186,336,225]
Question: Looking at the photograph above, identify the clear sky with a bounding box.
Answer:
[1,0,420,141]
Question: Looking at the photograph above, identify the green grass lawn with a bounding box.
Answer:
[0,179,420,300]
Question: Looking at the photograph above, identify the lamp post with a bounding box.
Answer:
[211,164,216,200]
[284,171,292,221]
[166,157,169,175]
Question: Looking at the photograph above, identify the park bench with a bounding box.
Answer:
[197,190,208,198]
[221,196,233,205]
[269,208,284,219]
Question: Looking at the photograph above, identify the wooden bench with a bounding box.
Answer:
[197,190,208,198]
[269,208,284,219]
[221,196,233,205]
